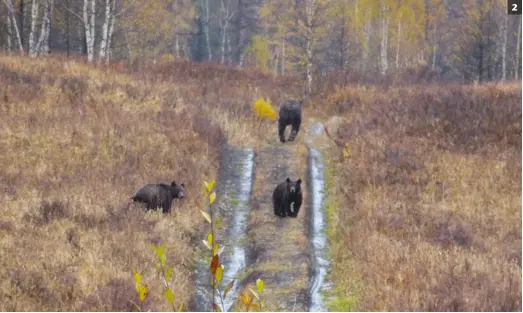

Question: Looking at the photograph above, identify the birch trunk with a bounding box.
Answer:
[362,12,370,72]
[227,34,231,64]
[83,0,95,62]
[220,0,229,64]
[28,0,39,57]
[36,0,53,55]
[205,0,212,60]
[42,0,54,54]
[99,0,112,60]
[106,0,116,62]
[305,0,316,95]
[380,9,389,75]
[6,8,11,51]
[501,13,508,81]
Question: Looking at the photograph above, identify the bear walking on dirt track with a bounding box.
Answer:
[278,99,302,143]
[132,181,185,214]
[273,177,303,218]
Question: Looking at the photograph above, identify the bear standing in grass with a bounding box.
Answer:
[132,181,185,214]
[273,177,303,218]
[278,99,303,143]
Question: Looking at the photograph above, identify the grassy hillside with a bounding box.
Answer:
[316,83,522,311]
[0,54,520,311]
[0,54,299,311]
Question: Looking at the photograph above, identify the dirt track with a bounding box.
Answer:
[191,120,332,312]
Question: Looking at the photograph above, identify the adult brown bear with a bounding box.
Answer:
[272,177,303,218]
[132,181,185,213]
[278,99,303,143]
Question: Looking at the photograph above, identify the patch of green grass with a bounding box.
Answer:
[323,155,362,312]
[326,293,358,312]
[230,198,241,206]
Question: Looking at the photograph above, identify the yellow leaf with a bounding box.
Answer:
[216,265,224,283]
[152,245,166,266]
[241,292,249,305]
[256,279,264,294]
[133,269,141,286]
[164,287,175,304]
[207,233,213,246]
[138,285,148,302]
[204,180,215,193]
[209,192,216,204]
[165,266,174,283]
[213,304,222,312]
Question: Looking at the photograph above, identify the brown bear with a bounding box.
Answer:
[272,177,303,218]
[278,99,303,143]
[132,181,185,213]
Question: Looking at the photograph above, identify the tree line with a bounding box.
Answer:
[1,0,521,90]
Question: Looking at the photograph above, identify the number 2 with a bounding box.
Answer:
[513,4,518,11]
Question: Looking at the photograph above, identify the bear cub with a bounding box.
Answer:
[132,181,185,214]
[278,99,303,143]
[273,177,303,218]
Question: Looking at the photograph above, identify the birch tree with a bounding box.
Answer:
[83,0,96,62]
[219,0,235,64]
[36,0,55,55]
[2,0,24,52]
[99,0,116,60]
[28,0,39,57]
[6,6,12,51]
[379,3,390,75]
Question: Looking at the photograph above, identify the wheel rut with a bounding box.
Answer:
[242,143,311,312]
[191,121,334,312]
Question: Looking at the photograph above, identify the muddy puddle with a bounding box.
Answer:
[191,145,255,312]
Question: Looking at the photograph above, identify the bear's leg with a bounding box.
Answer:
[274,197,283,216]
[278,202,287,217]
[278,121,286,143]
[289,120,301,141]
[162,199,172,214]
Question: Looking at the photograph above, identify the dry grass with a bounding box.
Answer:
[317,82,522,311]
[0,54,299,311]
[1,52,520,312]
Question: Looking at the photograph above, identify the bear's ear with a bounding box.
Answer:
[171,181,177,186]
[286,177,291,183]
[296,179,302,185]
[181,183,185,188]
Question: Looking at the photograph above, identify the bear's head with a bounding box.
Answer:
[286,177,302,197]
[170,181,185,199]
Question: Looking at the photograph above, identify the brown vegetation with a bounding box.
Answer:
[0,53,520,312]
[0,54,298,311]
[316,83,522,311]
